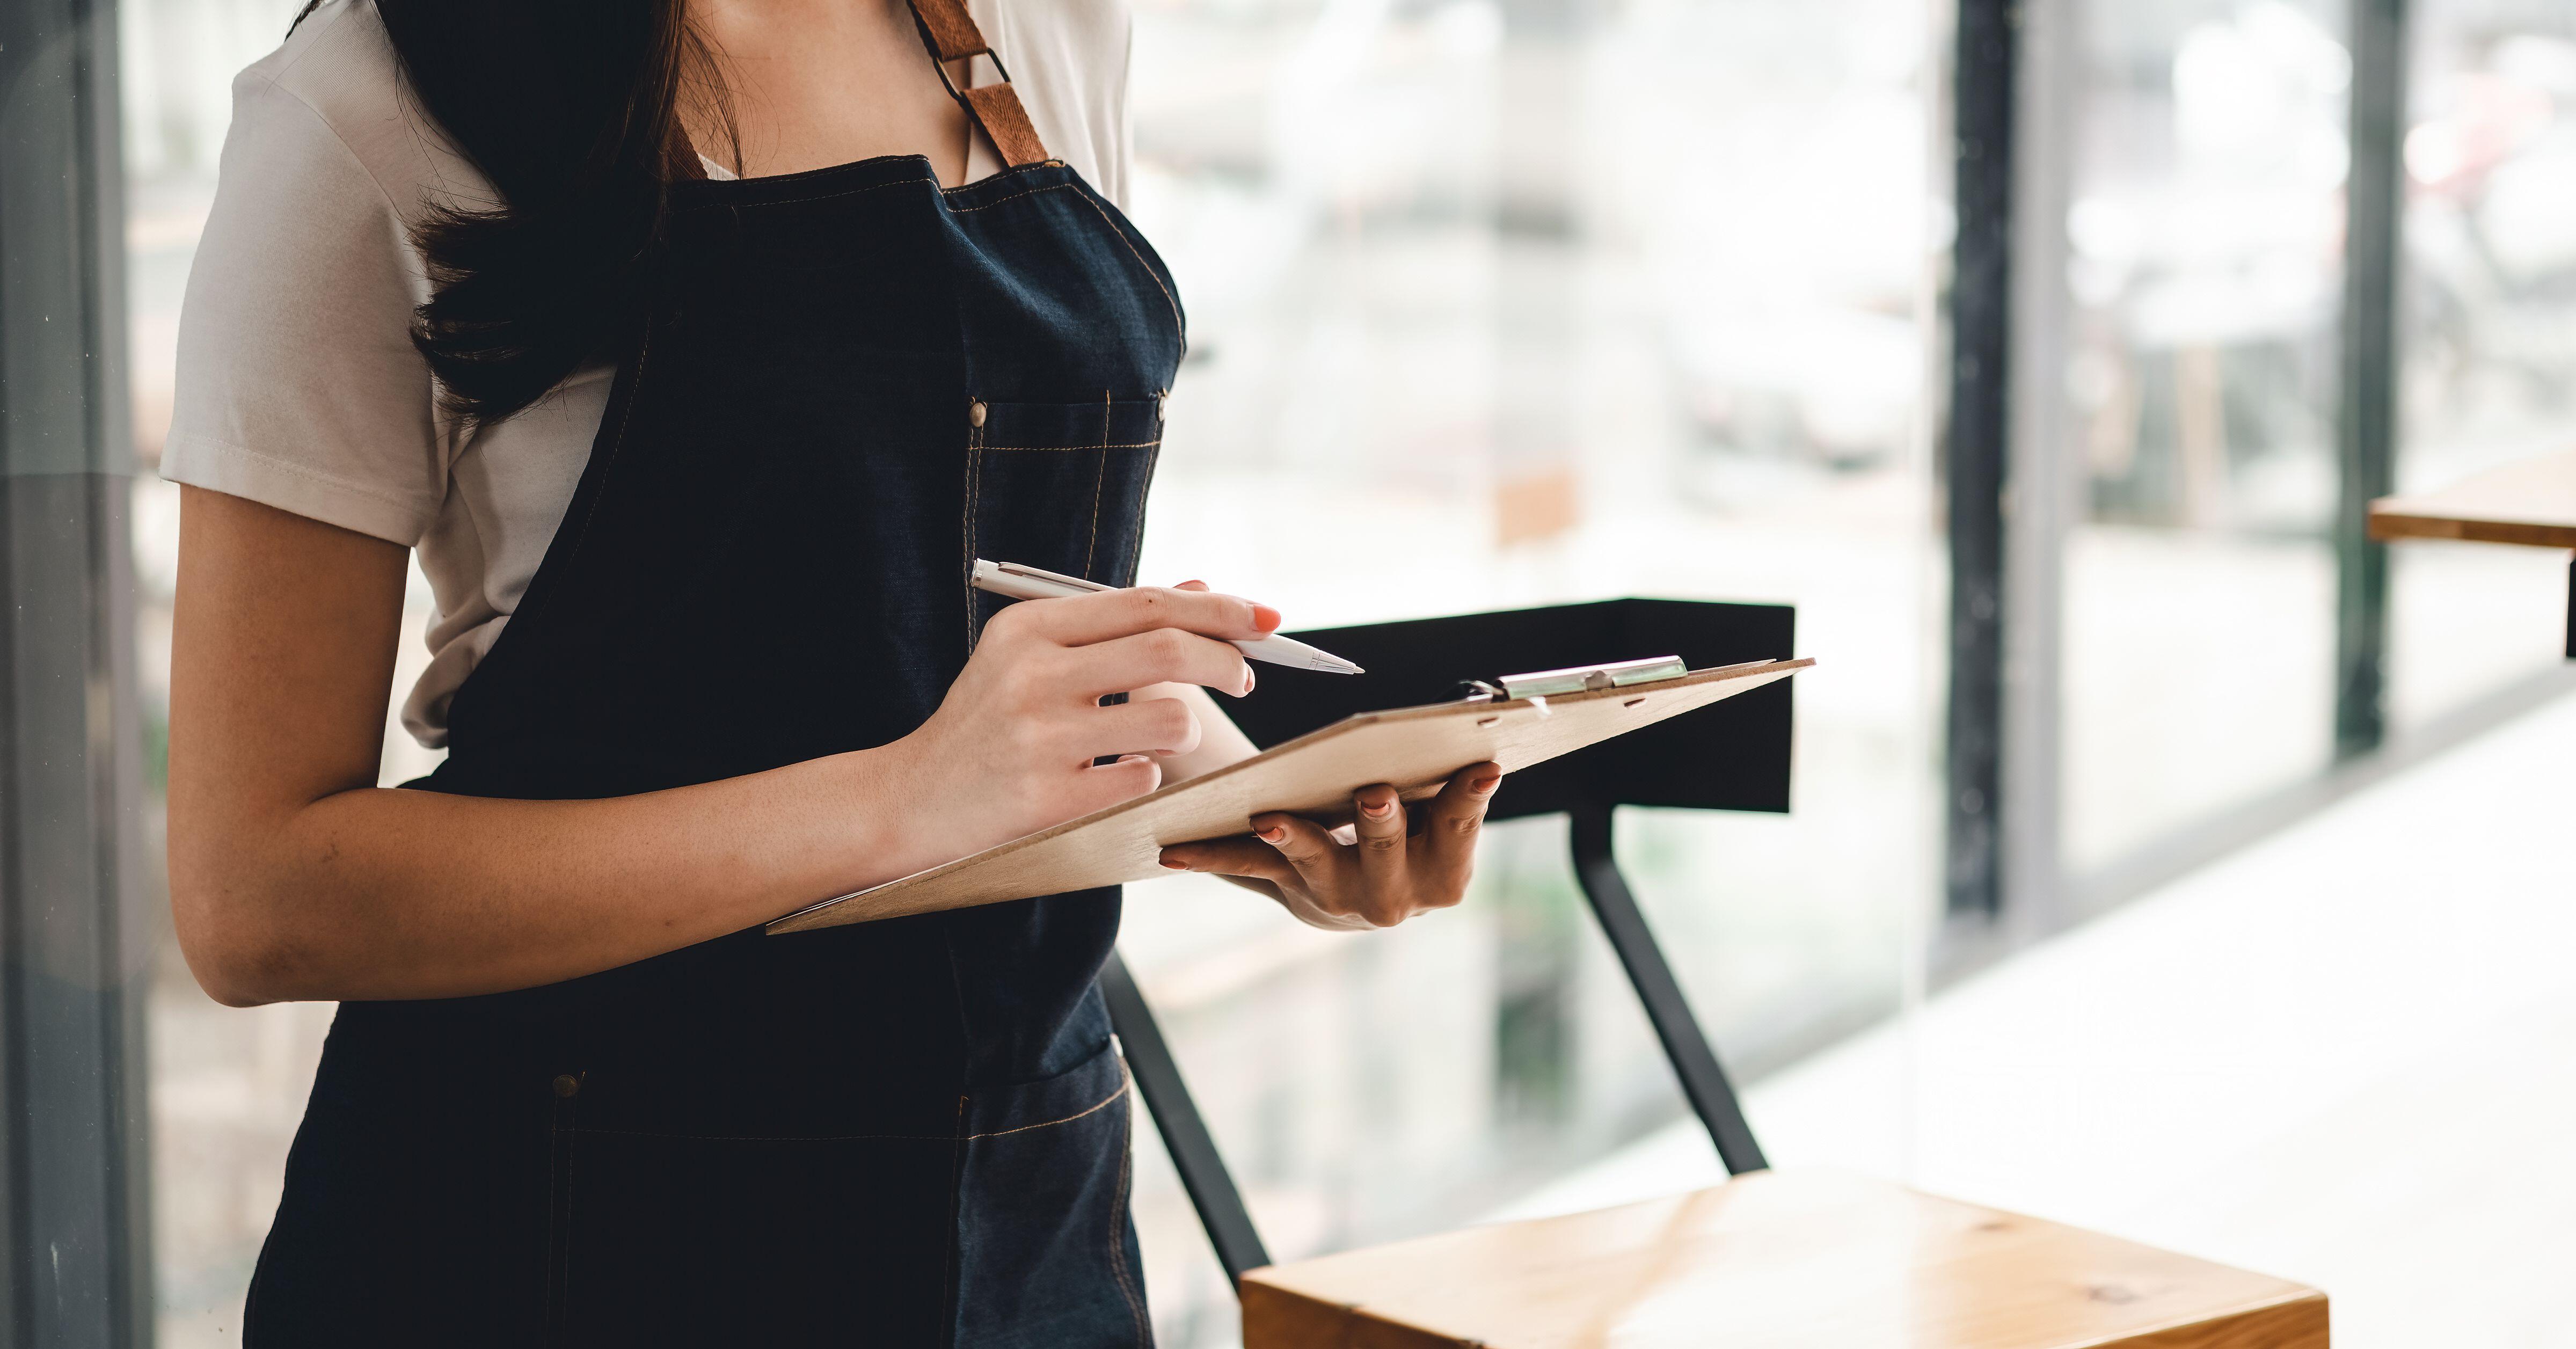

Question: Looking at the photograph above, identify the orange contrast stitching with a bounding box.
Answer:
[945,180,1074,214]
[980,440,1162,451]
[1104,1062,1149,1343]
[1066,187,1184,352]
[1084,389,1110,575]
[1125,434,1162,583]
[963,412,983,657]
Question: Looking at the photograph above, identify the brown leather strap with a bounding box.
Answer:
[904,0,1053,168]
[908,0,988,62]
[960,84,1049,169]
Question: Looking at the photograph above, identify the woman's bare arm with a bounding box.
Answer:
[167,487,1265,1007]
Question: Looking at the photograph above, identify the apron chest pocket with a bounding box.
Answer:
[965,396,1167,643]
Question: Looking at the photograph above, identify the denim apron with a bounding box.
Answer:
[243,8,1181,1344]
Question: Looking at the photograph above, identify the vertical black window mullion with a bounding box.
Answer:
[1945,0,2015,918]
[2334,0,2410,759]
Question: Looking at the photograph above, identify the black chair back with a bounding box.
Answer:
[1224,597,1797,819]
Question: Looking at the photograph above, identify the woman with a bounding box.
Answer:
[163,0,1498,1342]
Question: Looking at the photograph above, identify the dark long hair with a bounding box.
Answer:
[292,0,734,429]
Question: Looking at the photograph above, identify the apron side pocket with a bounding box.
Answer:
[951,1045,1152,1347]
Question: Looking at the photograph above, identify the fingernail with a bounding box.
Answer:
[1251,603,1283,632]
[1179,579,1205,587]
[1361,799,1395,820]
[1242,666,1257,696]
[1257,827,1286,845]
[1161,857,1190,870]
[1471,774,1501,794]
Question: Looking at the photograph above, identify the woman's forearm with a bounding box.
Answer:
[207,683,1258,1005]
[171,490,1282,1007]
[213,683,1273,1004]
[178,739,957,1007]
[183,694,1267,1010]
[168,488,960,1007]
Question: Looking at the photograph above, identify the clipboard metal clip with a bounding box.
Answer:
[1493,655,1686,700]
[1450,681,1551,718]
[1455,680,1550,718]
[1457,654,1686,714]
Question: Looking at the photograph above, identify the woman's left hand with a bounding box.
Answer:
[1156,762,1502,931]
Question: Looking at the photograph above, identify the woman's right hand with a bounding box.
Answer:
[886,586,1276,858]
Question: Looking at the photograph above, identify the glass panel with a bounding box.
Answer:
[1121,0,1937,1335]
[123,2,340,1345]
[2060,0,2349,874]
[2388,1,2576,728]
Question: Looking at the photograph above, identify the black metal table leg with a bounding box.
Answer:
[1568,806,1769,1175]
[1099,951,1272,1283]
[2564,555,2573,660]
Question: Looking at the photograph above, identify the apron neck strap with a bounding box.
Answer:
[906,0,1054,169]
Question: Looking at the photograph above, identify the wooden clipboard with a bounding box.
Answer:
[767,657,1811,935]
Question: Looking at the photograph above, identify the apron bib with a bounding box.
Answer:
[244,9,1183,1344]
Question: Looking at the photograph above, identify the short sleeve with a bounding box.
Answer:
[163,69,444,546]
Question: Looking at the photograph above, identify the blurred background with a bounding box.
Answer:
[3,0,2572,1343]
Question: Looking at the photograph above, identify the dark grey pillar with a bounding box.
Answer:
[2334,0,2408,759]
[0,0,157,1344]
[1945,0,2015,918]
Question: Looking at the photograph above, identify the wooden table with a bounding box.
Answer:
[1241,1169,2329,1349]
[2369,448,2576,658]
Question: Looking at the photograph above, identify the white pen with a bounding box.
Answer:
[971,559,1364,674]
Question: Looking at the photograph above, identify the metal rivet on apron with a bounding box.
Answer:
[552,1074,581,1098]
[968,399,988,428]
[1155,390,1169,421]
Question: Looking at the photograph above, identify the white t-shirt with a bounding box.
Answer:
[165,0,1137,747]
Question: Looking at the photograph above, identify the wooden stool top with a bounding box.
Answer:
[2369,446,2576,549]
[1241,1169,2326,1349]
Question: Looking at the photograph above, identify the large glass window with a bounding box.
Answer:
[2058,0,2352,873]
[2388,0,2576,729]
[1118,0,1937,1335]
